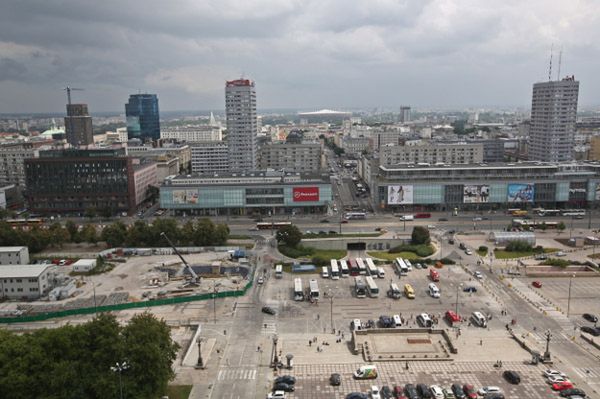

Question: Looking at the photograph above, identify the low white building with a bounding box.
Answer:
[72,259,97,273]
[0,264,51,299]
[0,246,30,265]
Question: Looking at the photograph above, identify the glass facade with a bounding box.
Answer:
[125,94,160,141]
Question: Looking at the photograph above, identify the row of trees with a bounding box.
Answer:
[0,313,178,399]
[0,218,230,253]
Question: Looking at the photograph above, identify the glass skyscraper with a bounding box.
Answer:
[125,94,160,141]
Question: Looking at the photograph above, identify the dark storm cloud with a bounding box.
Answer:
[0,0,599,112]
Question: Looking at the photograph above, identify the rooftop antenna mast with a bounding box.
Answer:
[557,47,563,81]
[64,86,84,105]
[548,44,553,81]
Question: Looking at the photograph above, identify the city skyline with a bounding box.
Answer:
[0,1,599,113]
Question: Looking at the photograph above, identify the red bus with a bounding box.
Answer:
[348,259,360,276]
[414,213,431,219]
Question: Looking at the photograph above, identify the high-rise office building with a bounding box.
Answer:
[226,79,257,171]
[125,94,160,141]
[400,106,411,123]
[528,76,579,162]
[64,104,93,146]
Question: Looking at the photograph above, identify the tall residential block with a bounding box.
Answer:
[126,94,160,141]
[226,79,257,171]
[528,76,579,162]
[400,106,411,123]
[64,104,93,146]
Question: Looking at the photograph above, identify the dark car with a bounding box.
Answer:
[320,219,329,223]
[417,384,432,399]
[393,386,408,399]
[503,370,521,384]
[262,306,276,315]
[329,373,341,386]
[275,375,296,385]
[451,383,466,398]
[581,326,600,336]
[346,393,368,399]
[483,394,504,399]
[583,313,598,323]
[379,315,394,328]
[438,217,449,222]
[273,383,294,392]
[404,384,419,399]
[448,238,455,245]
[381,386,394,399]
[463,286,477,293]
[459,243,466,250]
[462,384,477,399]
[559,388,586,397]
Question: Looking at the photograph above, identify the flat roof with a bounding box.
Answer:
[0,246,27,253]
[73,259,96,266]
[0,264,50,278]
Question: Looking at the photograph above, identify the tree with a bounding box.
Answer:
[125,220,152,247]
[66,220,80,243]
[192,218,215,246]
[84,206,97,219]
[99,206,113,219]
[276,224,302,247]
[411,226,431,245]
[557,221,566,233]
[48,222,70,248]
[101,222,127,248]
[81,224,98,244]
[213,224,230,246]
[152,218,180,246]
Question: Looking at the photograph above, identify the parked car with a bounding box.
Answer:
[534,254,547,260]
[463,286,477,293]
[532,281,542,288]
[381,386,394,399]
[503,370,521,384]
[474,271,483,279]
[559,388,586,397]
[267,391,287,399]
[450,384,465,399]
[262,306,276,315]
[547,375,569,384]
[483,394,504,399]
[393,385,408,399]
[273,383,294,392]
[379,315,394,328]
[257,277,264,284]
[465,249,473,255]
[556,251,566,257]
[442,388,456,398]
[552,381,574,391]
[346,393,368,399]
[477,387,501,396]
[462,384,477,399]
[583,313,598,323]
[581,326,600,336]
[275,375,296,385]
[404,384,419,399]
[416,384,432,399]
[438,217,448,222]
[544,369,568,379]
[371,385,382,399]
[329,373,341,386]
[429,385,444,399]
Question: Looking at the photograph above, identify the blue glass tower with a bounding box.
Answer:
[125,94,160,141]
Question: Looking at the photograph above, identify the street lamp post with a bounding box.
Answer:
[567,274,575,318]
[195,337,204,369]
[110,361,129,399]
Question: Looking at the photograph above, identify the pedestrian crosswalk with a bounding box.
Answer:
[217,368,257,381]
[573,367,600,381]
[262,321,277,335]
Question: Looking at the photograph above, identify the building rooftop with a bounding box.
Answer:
[298,109,351,116]
[0,264,50,278]
[226,79,254,87]
[0,246,27,253]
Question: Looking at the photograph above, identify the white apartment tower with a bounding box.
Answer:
[529,76,579,162]
[226,79,257,171]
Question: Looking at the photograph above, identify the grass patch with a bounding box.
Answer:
[494,247,558,259]
[542,258,570,267]
[368,251,421,261]
[303,232,383,239]
[166,385,192,399]
[389,244,434,257]
[278,245,346,262]
[228,234,251,240]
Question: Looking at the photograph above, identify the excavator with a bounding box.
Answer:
[160,232,201,287]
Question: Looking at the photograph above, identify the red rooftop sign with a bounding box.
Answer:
[293,187,319,202]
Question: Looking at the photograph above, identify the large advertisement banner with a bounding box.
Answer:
[595,183,600,201]
[293,187,320,202]
[507,183,534,203]
[388,185,413,205]
[172,189,199,204]
[463,185,490,203]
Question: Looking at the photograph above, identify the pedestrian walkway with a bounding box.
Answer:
[510,279,573,330]
[262,321,277,335]
[217,368,257,381]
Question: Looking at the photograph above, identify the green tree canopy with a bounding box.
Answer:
[411,226,431,245]
[276,224,302,247]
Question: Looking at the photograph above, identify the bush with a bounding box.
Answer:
[542,258,570,268]
[411,226,431,245]
[505,240,533,252]
[478,245,488,254]
[278,245,314,258]
[439,257,456,265]
[389,244,434,257]
[311,256,329,266]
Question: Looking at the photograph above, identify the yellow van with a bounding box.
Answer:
[404,284,415,299]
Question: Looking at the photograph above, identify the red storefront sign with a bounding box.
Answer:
[293,187,319,202]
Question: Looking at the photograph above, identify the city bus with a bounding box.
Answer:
[356,258,367,275]
[512,219,558,229]
[354,276,367,298]
[293,278,304,301]
[275,264,283,279]
[395,258,408,276]
[535,209,561,217]
[344,212,367,220]
[6,218,44,228]
[365,258,378,276]
[414,212,432,219]
[339,260,349,277]
[561,209,586,217]
[348,259,360,276]
[256,221,293,230]
[330,260,340,280]
[404,284,415,299]
[309,279,319,301]
[365,276,379,298]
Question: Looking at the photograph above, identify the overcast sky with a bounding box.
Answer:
[0,0,599,113]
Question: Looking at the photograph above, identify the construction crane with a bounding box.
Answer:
[63,86,84,105]
[160,232,200,287]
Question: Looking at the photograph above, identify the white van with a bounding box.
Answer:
[471,311,487,327]
[393,314,402,327]
[351,319,363,331]
[321,266,329,278]
[377,267,385,278]
[417,313,433,327]
[428,283,440,298]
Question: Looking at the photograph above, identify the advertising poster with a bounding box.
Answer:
[293,187,320,202]
[387,185,413,205]
[507,183,534,203]
[595,183,600,201]
[463,185,490,203]
[172,189,199,204]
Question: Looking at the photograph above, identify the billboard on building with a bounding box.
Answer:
[507,183,534,203]
[387,185,413,205]
[463,185,490,203]
[595,183,600,201]
[172,189,199,204]
[293,187,319,202]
